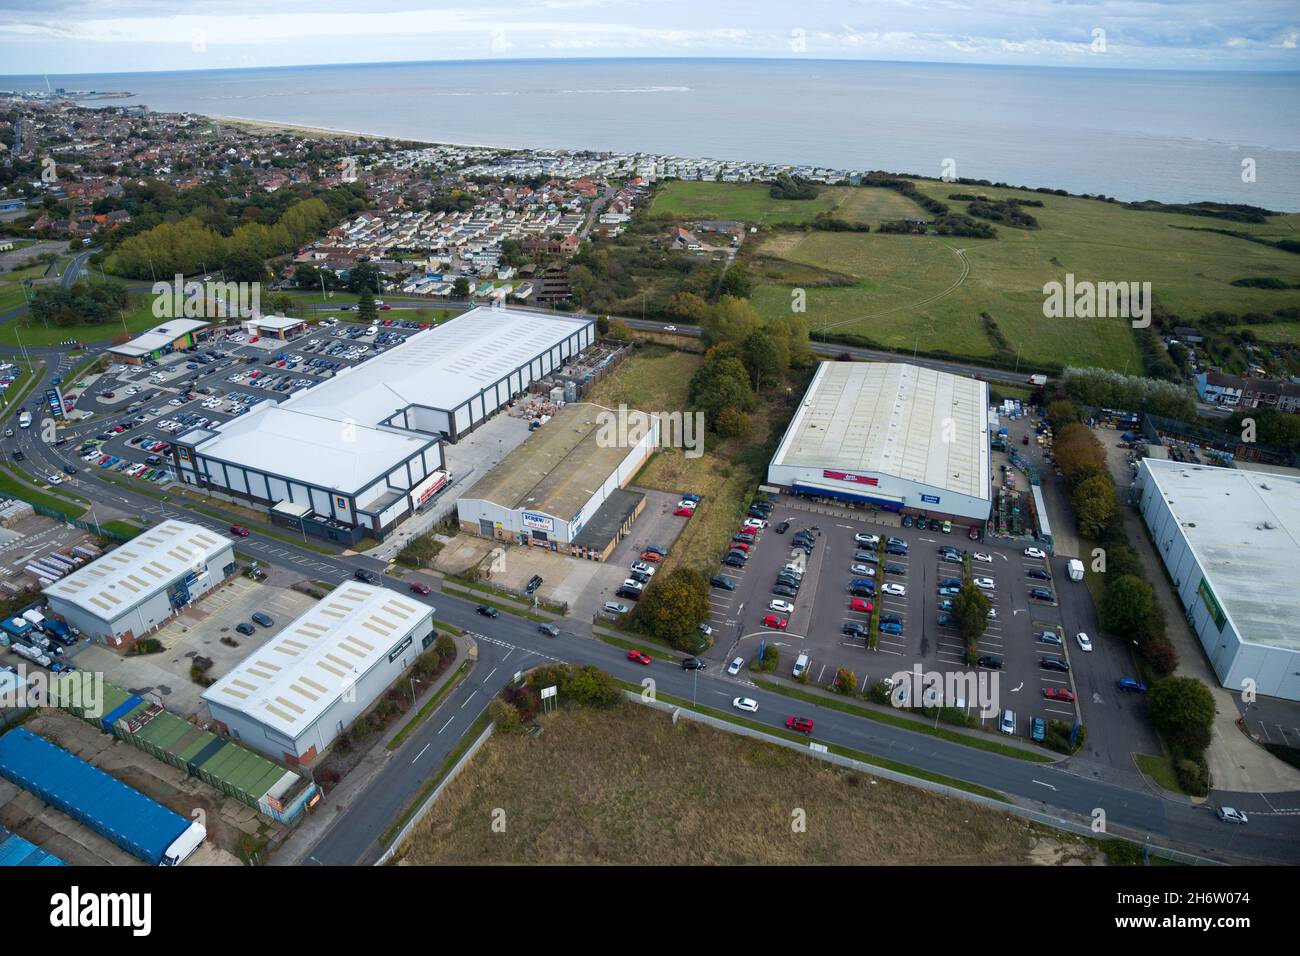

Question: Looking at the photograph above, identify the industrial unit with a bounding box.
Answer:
[203,582,435,764]
[0,727,207,866]
[42,520,235,649]
[767,361,992,524]
[171,306,595,540]
[108,318,210,364]
[456,402,658,559]
[1136,458,1300,702]
[242,314,307,340]
[0,825,65,866]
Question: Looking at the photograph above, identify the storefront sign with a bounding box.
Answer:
[522,512,555,532]
[823,470,879,486]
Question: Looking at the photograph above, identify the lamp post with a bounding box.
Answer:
[409,676,422,709]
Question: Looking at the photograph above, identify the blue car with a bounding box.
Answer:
[1117,677,1149,693]
[849,578,876,591]
[879,622,903,635]
[681,493,701,503]
[1030,717,1046,742]
[937,586,960,597]
[886,544,908,556]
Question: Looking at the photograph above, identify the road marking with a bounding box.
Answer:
[437,716,455,734]
[412,742,431,764]
[1032,779,1057,791]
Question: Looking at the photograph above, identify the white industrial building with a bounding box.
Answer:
[1137,459,1300,702]
[456,402,659,560]
[171,306,595,540]
[42,520,235,649]
[768,362,992,525]
[108,319,210,364]
[202,582,436,764]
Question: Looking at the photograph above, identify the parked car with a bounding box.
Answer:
[774,520,790,534]
[878,621,903,635]
[524,574,543,595]
[1024,547,1047,559]
[251,612,274,628]
[843,622,869,638]
[761,615,788,630]
[849,598,873,613]
[1037,630,1063,645]
[711,575,737,591]
[235,622,255,636]
[769,599,795,614]
[1043,687,1076,702]
[1040,656,1070,672]
[1030,717,1046,742]
[772,584,798,598]
[972,577,995,590]
[603,602,629,614]
[972,551,992,563]
[999,709,1016,735]
[697,622,714,636]
[673,507,695,517]
[854,533,879,546]
[1027,568,1052,580]
[1028,587,1055,602]
[976,655,1003,669]
[880,583,906,597]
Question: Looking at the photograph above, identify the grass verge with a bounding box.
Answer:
[0,468,88,518]
[440,584,550,623]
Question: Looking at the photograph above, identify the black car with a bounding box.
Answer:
[711,575,738,591]
[537,622,560,637]
[524,574,544,594]
[62,464,76,475]
[853,551,879,563]
[772,583,798,598]
[976,655,1003,670]
[251,612,274,628]
[885,544,908,556]
[475,605,500,618]
[843,622,869,637]
[644,544,667,557]
[937,614,957,627]
[1040,656,1070,672]
[1029,587,1055,602]
[629,570,651,585]
[235,622,255,636]
[849,586,874,599]
[774,520,790,534]
[883,563,906,576]
[12,450,23,461]
[681,658,707,670]
[722,554,747,568]
[616,587,642,600]
[749,500,773,513]
[793,531,815,543]
[776,576,801,590]
[354,568,379,584]
[879,614,902,627]
[1026,568,1052,580]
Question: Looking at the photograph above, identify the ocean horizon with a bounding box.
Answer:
[5,57,1299,210]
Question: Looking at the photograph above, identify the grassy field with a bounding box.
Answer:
[585,345,790,577]
[654,179,1300,373]
[396,703,1089,865]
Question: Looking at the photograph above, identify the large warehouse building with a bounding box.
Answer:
[456,402,659,559]
[43,520,235,649]
[108,319,210,364]
[170,306,595,541]
[202,582,435,764]
[1136,458,1300,702]
[768,361,992,524]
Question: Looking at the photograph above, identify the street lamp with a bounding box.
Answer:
[409,676,422,708]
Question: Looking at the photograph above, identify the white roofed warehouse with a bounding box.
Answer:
[42,520,236,649]
[170,306,595,541]
[202,582,436,764]
[768,362,992,525]
[1136,459,1300,702]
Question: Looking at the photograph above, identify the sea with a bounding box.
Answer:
[5,58,1299,210]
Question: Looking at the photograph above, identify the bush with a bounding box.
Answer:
[1141,633,1178,677]
[132,638,163,655]
[1175,757,1210,797]
[434,633,456,660]
[832,668,858,695]
[1045,719,1086,755]
[527,663,621,709]
[1148,677,1216,757]
[488,698,522,732]
[396,534,442,569]
[753,644,780,673]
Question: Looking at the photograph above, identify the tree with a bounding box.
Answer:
[1046,399,1080,425]
[833,668,858,695]
[1148,677,1216,756]
[1099,574,1155,639]
[452,276,471,298]
[357,285,377,325]
[631,568,710,652]
[953,581,991,656]
[714,407,751,440]
[1072,473,1116,539]
[719,262,753,298]
[608,318,633,340]
[1054,423,1108,485]
[688,354,755,430]
[742,329,785,393]
[699,295,761,349]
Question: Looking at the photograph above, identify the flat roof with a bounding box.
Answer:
[110,319,210,357]
[188,306,592,495]
[771,362,991,501]
[462,402,653,522]
[44,520,231,621]
[1142,459,1300,652]
[191,403,432,496]
[572,487,644,550]
[202,583,430,739]
[245,315,304,329]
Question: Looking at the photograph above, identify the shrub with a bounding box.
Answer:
[488,698,523,732]
[1141,633,1178,677]
[868,681,893,705]
[832,668,858,695]
[1175,757,1210,797]
[753,644,780,673]
[132,638,163,655]
[434,633,456,660]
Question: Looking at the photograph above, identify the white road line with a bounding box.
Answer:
[412,742,431,763]
[437,716,455,734]
[460,690,477,708]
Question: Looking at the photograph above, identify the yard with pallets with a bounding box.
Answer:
[394,702,1105,865]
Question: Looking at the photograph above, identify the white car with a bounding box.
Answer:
[855,533,880,546]
[769,599,794,614]
[849,564,875,576]
[1024,547,1047,559]
[631,560,656,576]
[988,607,998,619]
[973,551,993,563]
[46,474,63,485]
[1076,632,1093,652]
[676,499,697,511]
[603,601,628,615]
[168,398,184,406]
[743,518,767,530]
[973,577,996,590]
[732,697,759,713]
[880,583,906,597]
[1216,807,1248,825]
[726,656,744,675]
[663,324,678,332]
[697,622,713,636]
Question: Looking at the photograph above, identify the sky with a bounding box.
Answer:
[0,0,1297,76]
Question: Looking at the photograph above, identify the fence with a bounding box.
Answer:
[28,505,138,543]
[626,692,1228,867]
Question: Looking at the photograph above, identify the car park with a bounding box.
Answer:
[732,697,758,713]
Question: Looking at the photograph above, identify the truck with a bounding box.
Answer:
[0,728,207,866]
[17,409,31,429]
[0,617,32,643]
[42,617,76,646]
[1067,558,1085,582]
[1026,374,1048,387]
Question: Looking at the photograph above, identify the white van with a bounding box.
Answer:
[792,653,810,679]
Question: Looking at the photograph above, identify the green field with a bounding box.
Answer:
[651,181,838,225]
[0,293,166,348]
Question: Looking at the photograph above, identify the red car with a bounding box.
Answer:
[1043,687,1076,702]
[627,649,651,665]
[730,541,751,553]
[639,551,662,563]
[761,615,788,630]
[379,304,392,311]
[849,598,873,613]
[409,582,431,596]
[968,526,980,540]
[786,716,815,734]
[673,507,694,517]
[229,525,250,537]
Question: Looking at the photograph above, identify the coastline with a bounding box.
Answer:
[206,113,425,143]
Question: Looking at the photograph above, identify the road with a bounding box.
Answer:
[1,340,1296,866]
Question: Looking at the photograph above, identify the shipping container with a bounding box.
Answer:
[0,728,206,866]
[0,825,65,866]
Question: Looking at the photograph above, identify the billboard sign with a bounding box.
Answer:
[823,470,879,487]
[522,512,554,532]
